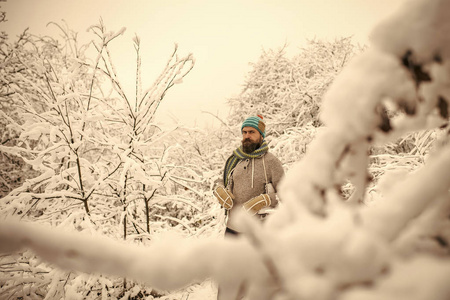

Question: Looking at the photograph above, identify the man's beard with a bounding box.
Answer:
[242,139,261,154]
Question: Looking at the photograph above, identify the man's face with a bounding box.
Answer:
[242,126,262,153]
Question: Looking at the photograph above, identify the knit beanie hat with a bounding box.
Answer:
[241,115,266,138]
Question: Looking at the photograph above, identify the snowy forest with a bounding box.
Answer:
[1,0,450,299]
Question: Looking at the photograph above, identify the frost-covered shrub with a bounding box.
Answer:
[0,20,197,298]
[0,29,55,197]
[228,38,363,135]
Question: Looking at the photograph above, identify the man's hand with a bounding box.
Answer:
[213,186,234,210]
[243,194,271,215]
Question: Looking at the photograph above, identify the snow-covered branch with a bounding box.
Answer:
[0,219,268,294]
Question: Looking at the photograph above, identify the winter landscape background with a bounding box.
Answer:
[1,0,450,299]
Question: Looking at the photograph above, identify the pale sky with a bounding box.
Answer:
[2,0,407,127]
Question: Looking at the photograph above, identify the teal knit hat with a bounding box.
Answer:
[241,115,266,138]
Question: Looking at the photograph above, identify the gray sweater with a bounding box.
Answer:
[226,152,284,232]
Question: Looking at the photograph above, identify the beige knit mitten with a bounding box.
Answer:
[213,186,234,210]
[243,194,271,215]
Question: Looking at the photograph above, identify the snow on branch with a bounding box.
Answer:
[0,219,268,293]
[279,0,450,216]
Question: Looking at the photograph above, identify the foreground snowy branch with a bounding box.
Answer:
[279,0,450,222]
[0,219,272,297]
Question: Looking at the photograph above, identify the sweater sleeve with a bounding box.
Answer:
[266,153,285,206]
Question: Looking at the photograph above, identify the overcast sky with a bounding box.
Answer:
[3,0,407,127]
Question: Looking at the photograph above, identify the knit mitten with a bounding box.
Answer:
[213,186,234,210]
[243,194,271,215]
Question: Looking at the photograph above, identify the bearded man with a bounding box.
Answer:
[214,115,285,236]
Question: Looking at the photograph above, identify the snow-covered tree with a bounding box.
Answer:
[228,38,363,135]
[0,19,197,298]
